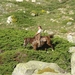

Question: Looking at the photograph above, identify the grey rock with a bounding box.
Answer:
[69,47,75,75]
[12,61,70,75]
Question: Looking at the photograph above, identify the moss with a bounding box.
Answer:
[37,67,57,74]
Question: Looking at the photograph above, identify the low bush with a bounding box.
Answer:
[0,29,73,75]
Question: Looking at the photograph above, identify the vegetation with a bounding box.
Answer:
[37,67,57,74]
[0,28,73,75]
[0,0,75,75]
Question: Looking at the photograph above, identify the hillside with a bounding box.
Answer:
[0,0,75,32]
[0,0,75,75]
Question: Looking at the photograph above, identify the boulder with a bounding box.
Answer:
[33,72,71,75]
[7,15,17,24]
[69,47,75,53]
[16,0,23,2]
[32,0,36,2]
[67,33,73,43]
[69,47,75,75]
[12,61,70,75]
[7,16,12,24]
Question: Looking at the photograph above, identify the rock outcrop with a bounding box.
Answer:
[69,47,75,75]
[12,61,71,75]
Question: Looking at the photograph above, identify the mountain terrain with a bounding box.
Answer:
[0,0,75,75]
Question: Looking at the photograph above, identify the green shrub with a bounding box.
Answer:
[60,28,67,33]
[0,34,73,74]
[0,28,35,51]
